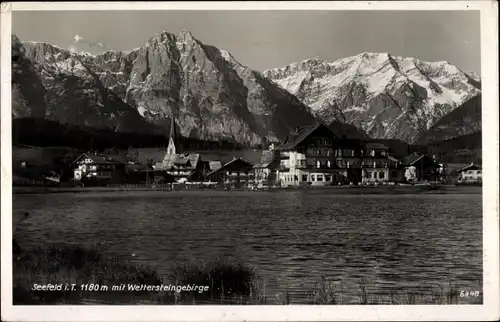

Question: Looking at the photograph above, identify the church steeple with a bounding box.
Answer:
[167,112,176,155]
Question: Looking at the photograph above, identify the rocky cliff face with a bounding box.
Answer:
[13,31,319,145]
[263,53,481,144]
[417,94,482,144]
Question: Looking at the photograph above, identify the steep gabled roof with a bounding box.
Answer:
[279,123,331,151]
[404,154,425,166]
[403,154,441,167]
[160,153,200,170]
[206,157,253,176]
[71,153,113,166]
[459,163,481,172]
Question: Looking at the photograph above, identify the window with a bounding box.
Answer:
[327,160,331,168]
[302,174,308,182]
[311,175,316,182]
[347,161,350,168]
[317,175,324,181]
[316,160,321,168]
[325,174,331,182]
[379,172,385,179]
[371,150,375,157]
[372,172,376,178]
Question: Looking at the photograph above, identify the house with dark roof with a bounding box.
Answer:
[457,163,482,184]
[71,153,127,185]
[205,157,255,188]
[277,123,364,186]
[361,143,404,184]
[402,153,441,183]
[275,123,408,186]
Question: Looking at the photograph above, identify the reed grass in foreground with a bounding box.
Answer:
[13,244,482,305]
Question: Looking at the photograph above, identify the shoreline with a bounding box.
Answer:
[14,244,482,305]
[13,184,482,195]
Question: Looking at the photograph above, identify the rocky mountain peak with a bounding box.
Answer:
[178,29,195,43]
[12,31,321,146]
[264,52,481,143]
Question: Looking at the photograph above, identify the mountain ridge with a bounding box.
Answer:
[13,31,326,146]
[13,32,480,147]
[263,52,481,144]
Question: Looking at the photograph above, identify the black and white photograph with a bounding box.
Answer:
[1,1,499,321]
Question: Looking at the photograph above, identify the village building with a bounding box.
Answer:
[332,138,364,184]
[275,123,407,186]
[71,153,127,185]
[403,154,441,183]
[152,114,205,182]
[361,143,404,184]
[277,124,356,186]
[205,157,255,188]
[457,163,482,184]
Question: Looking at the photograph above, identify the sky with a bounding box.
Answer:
[12,10,481,74]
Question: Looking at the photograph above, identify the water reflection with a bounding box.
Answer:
[14,190,482,303]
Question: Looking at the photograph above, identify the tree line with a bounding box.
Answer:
[12,118,243,151]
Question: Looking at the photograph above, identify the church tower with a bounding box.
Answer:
[167,113,177,155]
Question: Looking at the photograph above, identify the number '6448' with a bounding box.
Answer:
[460,290,480,297]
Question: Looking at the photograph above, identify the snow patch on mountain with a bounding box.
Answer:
[263,52,481,143]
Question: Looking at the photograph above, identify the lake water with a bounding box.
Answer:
[14,190,483,304]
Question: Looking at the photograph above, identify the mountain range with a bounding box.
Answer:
[12,31,482,146]
[263,53,481,144]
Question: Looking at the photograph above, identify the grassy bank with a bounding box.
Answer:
[13,244,482,305]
